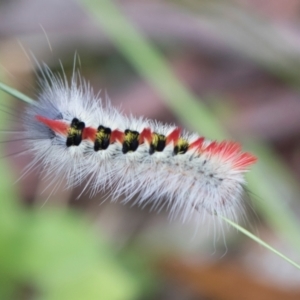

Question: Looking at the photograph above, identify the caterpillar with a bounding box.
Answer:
[6,67,257,223]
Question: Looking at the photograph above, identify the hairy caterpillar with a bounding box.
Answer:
[6,67,257,223]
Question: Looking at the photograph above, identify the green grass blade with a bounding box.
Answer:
[221,216,300,270]
[0,82,35,105]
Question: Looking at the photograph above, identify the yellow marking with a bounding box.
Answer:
[176,138,189,154]
[96,128,110,142]
[124,131,139,145]
[152,133,166,147]
[68,127,82,137]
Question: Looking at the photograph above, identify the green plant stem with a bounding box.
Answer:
[221,216,300,270]
[0,83,35,105]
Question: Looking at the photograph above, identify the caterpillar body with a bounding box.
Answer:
[13,69,257,222]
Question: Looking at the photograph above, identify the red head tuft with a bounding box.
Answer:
[36,115,69,135]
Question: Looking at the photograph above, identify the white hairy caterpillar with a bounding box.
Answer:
[5,66,257,223]
[4,64,300,271]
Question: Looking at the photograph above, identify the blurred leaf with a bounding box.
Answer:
[0,203,141,300]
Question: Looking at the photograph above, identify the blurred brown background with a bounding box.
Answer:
[0,0,300,299]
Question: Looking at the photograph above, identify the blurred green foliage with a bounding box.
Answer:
[0,178,144,300]
[0,203,138,300]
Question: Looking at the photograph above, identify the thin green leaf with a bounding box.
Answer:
[0,82,35,105]
[221,216,300,270]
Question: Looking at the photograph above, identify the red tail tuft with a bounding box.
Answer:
[189,137,205,150]
[233,152,257,169]
[203,140,257,169]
